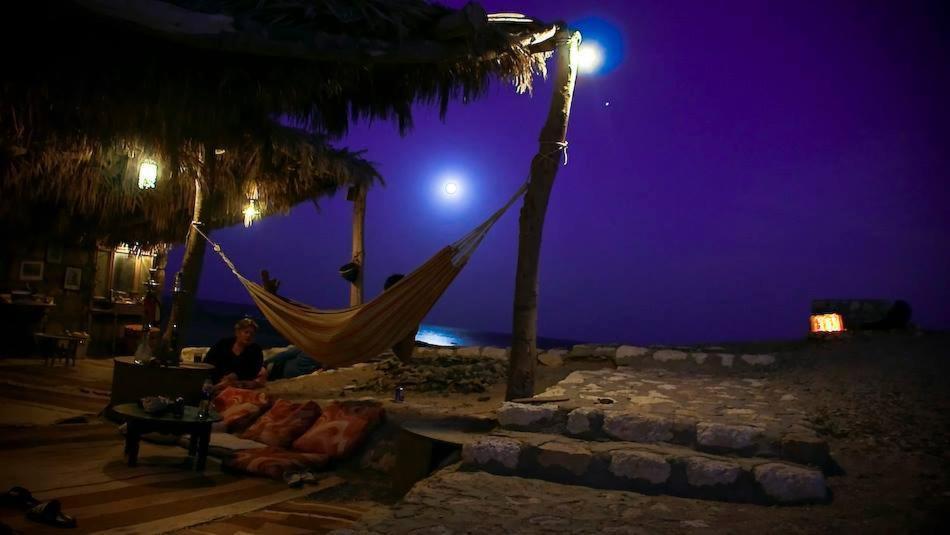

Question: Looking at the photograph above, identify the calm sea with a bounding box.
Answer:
[167,298,583,350]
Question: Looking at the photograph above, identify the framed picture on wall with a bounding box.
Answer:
[19,261,44,281]
[64,267,82,291]
[46,244,64,264]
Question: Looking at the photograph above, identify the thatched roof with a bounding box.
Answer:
[0,1,556,245]
[0,125,380,246]
[1,1,554,147]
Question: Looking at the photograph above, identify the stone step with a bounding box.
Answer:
[461,430,828,505]
[497,370,831,469]
[498,401,829,469]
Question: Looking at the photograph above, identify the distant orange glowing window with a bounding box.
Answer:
[810,313,845,333]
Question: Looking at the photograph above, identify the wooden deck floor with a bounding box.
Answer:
[0,359,372,534]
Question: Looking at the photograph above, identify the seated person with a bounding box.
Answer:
[384,274,418,363]
[204,318,266,394]
[266,345,321,380]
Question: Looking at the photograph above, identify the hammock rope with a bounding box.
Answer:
[192,143,568,367]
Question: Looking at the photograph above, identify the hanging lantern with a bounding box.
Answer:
[138,160,158,189]
[243,182,261,228]
[243,199,260,228]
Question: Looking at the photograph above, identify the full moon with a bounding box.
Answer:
[444,181,459,195]
[577,41,605,74]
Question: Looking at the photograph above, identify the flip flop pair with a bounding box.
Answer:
[3,487,76,529]
[282,470,317,488]
[26,500,76,529]
[1,487,39,511]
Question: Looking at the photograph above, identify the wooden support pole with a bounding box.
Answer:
[506,30,580,401]
[161,151,214,358]
[349,185,367,306]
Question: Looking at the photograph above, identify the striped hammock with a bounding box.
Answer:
[198,183,527,368]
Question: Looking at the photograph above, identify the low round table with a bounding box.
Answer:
[110,357,215,408]
[112,403,222,471]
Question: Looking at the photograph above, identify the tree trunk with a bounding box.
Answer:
[349,185,367,306]
[506,30,580,401]
[151,243,169,321]
[161,176,211,358]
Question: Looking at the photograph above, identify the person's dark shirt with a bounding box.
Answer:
[204,337,263,382]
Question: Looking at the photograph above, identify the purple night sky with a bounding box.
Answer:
[168,0,950,345]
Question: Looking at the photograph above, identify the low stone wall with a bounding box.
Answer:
[461,430,828,505]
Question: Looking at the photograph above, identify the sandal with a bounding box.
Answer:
[1,487,39,510]
[282,471,303,488]
[26,500,77,529]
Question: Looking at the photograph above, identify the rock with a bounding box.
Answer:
[566,407,604,435]
[536,441,593,476]
[691,352,709,364]
[653,350,688,362]
[615,345,650,366]
[753,463,826,503]
[681,520,709,528]
[482,347,508,360]
[456,346,481,357]
[696,422,762,450]
[608,450,670,484]
[568,344,598,358]
[413,346,440,358]
[462,437,522,470]
[593,346,618,358]
[603,413,673,442]
[497,402,559,428]
[538,349,567,367]
[741,354,776,366]
[684,457,741,487]
[718,354,735,367]
[560,371,588,384]
[780,394,797,401]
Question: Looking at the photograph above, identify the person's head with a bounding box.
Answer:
[234,318,258,345]
[384,273,405,291]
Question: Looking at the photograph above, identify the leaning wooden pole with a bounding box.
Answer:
[349,185,367,306]
[506,29,580,400]
[161,151,214,360]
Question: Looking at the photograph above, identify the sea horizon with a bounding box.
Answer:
[164,296,585,350]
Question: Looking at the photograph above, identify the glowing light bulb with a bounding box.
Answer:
[444,182,459,195]
[243,199,260,228]
[577,41,605,74]
[138,160,158,189]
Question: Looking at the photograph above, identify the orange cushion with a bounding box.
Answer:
[240,400,321,448]
[213,386,270,412]
[213,387,272,433]
[223,446,329,480]
[291,401,384,458]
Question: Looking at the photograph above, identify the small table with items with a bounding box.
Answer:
[112,403,222,471]
[33,333,87,366]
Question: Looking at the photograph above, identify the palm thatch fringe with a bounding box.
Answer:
[0,126,380,246]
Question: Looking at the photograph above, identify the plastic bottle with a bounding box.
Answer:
[197,379,213,419]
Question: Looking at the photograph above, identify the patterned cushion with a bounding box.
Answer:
[213,387,272,433]
[223,446,329,480]
[291,401,384,458]
[240,400,321,448]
